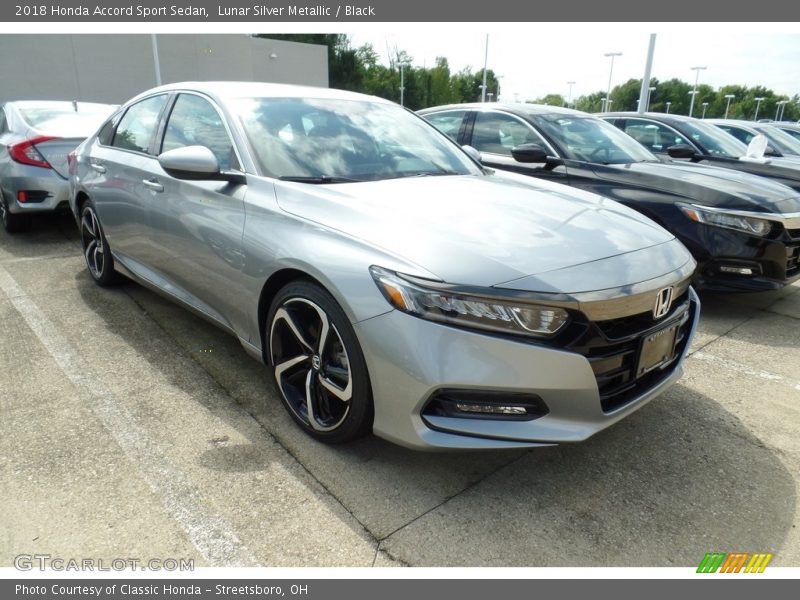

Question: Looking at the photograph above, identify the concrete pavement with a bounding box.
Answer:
[1,214,798,568]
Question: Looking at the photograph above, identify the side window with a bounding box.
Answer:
[718,126,753,145]
[623,119,685,153]
[97,112,123,146]
[111,95,168,154]
[424,110,467,142]
[471,111,545,156]
[161,94,237,170]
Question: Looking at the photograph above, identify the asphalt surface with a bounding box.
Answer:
[1,213,798,568]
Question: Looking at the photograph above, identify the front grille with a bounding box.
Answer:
[787,243,800,277]
[565,291,695,413]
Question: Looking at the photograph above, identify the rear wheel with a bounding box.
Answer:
[0,190,32,233]
[267,281,373,444]
[80,201,119,286]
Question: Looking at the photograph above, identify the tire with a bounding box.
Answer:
[267,280,373,444]
[79,200,119,286]
[0,190,32,233]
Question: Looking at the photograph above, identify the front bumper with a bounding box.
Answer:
[678,220,800,292]
[355,288,700,450]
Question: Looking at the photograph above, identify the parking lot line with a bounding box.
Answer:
[0,263,260,567]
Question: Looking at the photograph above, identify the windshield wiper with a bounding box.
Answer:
[279,175,362,184]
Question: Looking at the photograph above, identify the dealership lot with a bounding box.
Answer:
[1,214,798,568]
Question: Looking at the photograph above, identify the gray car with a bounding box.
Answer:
[69,82,699,450]
[0,101,117,232]
[707,119,800,158]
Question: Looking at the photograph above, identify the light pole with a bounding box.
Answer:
[753,96,765,121]
[724,94,735,119]
[603,52,622,112]
[776,100,788,121]
[701,102,709,119]
[688,66,707,117]
[481,34,489,102]
[566,81,576,108]
[665,101,671,114]
[688,90,698,115]
[646,86,656,112]
[399,61,411,107]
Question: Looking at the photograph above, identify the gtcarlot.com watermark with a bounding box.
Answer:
[14,554,194,572]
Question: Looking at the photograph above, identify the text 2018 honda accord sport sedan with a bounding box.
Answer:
[70,82,699,450]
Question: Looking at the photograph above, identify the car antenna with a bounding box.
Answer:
[72,100,78,112]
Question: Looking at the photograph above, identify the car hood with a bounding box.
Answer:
[274,174,686,291]
[590,160,800,214]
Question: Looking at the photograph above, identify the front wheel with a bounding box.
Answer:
[267,281,373,444]
[80,201,119,286]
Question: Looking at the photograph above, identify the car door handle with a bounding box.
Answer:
[90,163,106,173]
[142,178,164,193]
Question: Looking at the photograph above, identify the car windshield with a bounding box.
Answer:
[676,120,748,158]
[532,114,657,164]
[231,97,481,182]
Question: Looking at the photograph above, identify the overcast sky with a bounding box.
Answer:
[350,24,800,102]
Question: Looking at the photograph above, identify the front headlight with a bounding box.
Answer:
[678,204,772,236]
[370,266,569,338]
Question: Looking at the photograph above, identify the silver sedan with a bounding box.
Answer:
[69,82,699,450]
[0,101,117,232]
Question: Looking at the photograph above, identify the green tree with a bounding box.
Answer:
[530,94,567,106]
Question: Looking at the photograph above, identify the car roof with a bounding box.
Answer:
[4,100,117,111]
[125,81,394,107]
[705,119,760,128]
[601,111,699,123]
[419,102,592,119]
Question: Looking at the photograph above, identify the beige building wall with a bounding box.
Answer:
[0,34,328,103]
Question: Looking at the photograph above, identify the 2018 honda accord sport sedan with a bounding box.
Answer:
[70,82,699,450]
[420,104,800,292]
[0,100,117,232]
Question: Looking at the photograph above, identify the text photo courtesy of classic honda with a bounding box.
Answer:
[69,82,700,450]
[420,104,800,292]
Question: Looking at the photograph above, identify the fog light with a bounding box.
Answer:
[719,265,754,275]
[422,388,549,421]
[454,403,528,415]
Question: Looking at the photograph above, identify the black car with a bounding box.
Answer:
[601,112,800,192]
[419,103,800,292]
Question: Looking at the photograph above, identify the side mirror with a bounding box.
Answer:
[158,145,245,185]
[667,144,697,160]
[159,146,222,180]
[461,144,482,163]
[510,143,548,163]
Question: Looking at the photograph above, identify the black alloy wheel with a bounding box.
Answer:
[80,201,118,286]
[268,281,373,443]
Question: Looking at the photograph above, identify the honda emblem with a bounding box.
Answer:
[653,287,674,319]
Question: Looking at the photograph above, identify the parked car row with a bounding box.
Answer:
[2,82,797,451]
[420,104,800,292]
